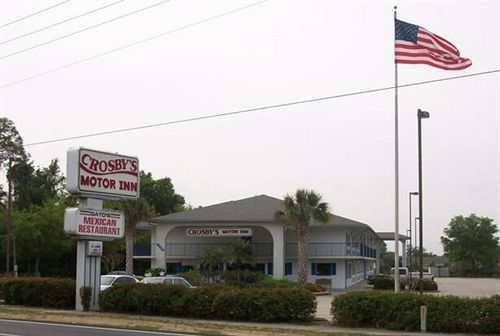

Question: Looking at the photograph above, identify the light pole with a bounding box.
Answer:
[417,109,430,294]
[414,217,419,271]
[408,192,418,273]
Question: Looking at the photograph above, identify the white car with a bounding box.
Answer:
[100,274,138,291]
[141,276,195,288]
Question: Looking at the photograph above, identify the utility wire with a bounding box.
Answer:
[0,0,170,59]
[0,0,125,45]
[0,0,71,29]
[23,69,499,147]
[0,0,267,88]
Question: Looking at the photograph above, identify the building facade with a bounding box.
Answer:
[135,195,384,289]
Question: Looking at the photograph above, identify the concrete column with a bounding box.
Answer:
[265,224,284,279]
[402,240,407,268]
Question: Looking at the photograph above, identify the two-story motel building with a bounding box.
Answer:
[135,195,384,289]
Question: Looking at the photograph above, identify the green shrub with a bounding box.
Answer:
[373,275,394,290]
[79,286,92,311]
[3,278,75,308]
[331,292,500,334]
[101,283,315,322]
[404,278,438,291]
[222,270,266,285]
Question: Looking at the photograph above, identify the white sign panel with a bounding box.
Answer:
[64,208,124,240]
[186,228,253,237]
[66,148,139,199]
[86,241,103,256]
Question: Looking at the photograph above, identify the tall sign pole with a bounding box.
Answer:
[65,148,139,310]
[393,6,401,292]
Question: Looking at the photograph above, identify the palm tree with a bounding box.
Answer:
[275,189,330,284]
[121,198,150,275]
[227,238,253,281]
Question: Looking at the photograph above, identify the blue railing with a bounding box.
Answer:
[141,242,378,258]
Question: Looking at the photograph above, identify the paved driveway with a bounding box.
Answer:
[433,277,500,297]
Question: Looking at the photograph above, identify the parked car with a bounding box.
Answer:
[389,267,434,281]
[141,276,195,288]
[100,274,138,291]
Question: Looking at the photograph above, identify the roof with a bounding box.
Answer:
[148,195,382,239]
[376,232,410,242]
[150,195,283,223]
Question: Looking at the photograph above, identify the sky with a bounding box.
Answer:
[1,0,498,255]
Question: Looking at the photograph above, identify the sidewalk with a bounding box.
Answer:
[0,303,482,336]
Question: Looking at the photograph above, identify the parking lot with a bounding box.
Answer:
[434,277,500,297]
[316,277,500,320]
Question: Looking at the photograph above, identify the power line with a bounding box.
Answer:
[0,0,268,89]
[0,1,71,29]
[1,0,170,59]
[0,0,125,45]
[23,69,499,147]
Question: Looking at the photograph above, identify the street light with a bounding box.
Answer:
[417,109,430,294]
[414,217,420,273]
[408,192,418,272]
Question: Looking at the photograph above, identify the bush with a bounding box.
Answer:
[222,270,266,285]
[373,275,395,290]
[331,292,500,334]
[404,278,438,291]
[79,286,92,311]
[3,278,75,308]
[100,283,316,322]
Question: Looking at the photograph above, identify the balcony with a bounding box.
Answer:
[164,243,273,258]
[286,242,377,258]
[132,242,378,259]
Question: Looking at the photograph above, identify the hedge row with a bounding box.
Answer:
[373,275,437,291]
[2,278,75,308]
[100,284,316,322]
[331,292,500,334]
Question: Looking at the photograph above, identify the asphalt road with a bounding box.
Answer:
[0,319,199,336]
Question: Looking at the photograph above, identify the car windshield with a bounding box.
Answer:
[101,276,115,285]
[142,277,164,284]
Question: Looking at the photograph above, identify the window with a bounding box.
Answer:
[347,262,352,279]
[285,262,292,275]
[267,263,273,275]
[166,262,182,274]
[311,263,336,276]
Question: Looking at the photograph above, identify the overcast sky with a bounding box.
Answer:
[1,0,498,254]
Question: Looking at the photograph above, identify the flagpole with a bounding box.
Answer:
[393,6,401,293]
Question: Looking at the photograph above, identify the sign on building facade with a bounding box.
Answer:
[186,227,253,237]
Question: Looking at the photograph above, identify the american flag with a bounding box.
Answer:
[395,19,472,70]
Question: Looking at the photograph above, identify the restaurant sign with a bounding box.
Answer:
[64,208,124,240]
[186,228,253,237]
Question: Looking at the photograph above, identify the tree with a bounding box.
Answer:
[10,158,64,211]
[227,238,253,281]
[121,198,151,275]
[275,189,330,283]
[13,197,74,275]
[0,117,27,274]
[441,214,499,275]
[200,246,226,283]
[139,172,185,215]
